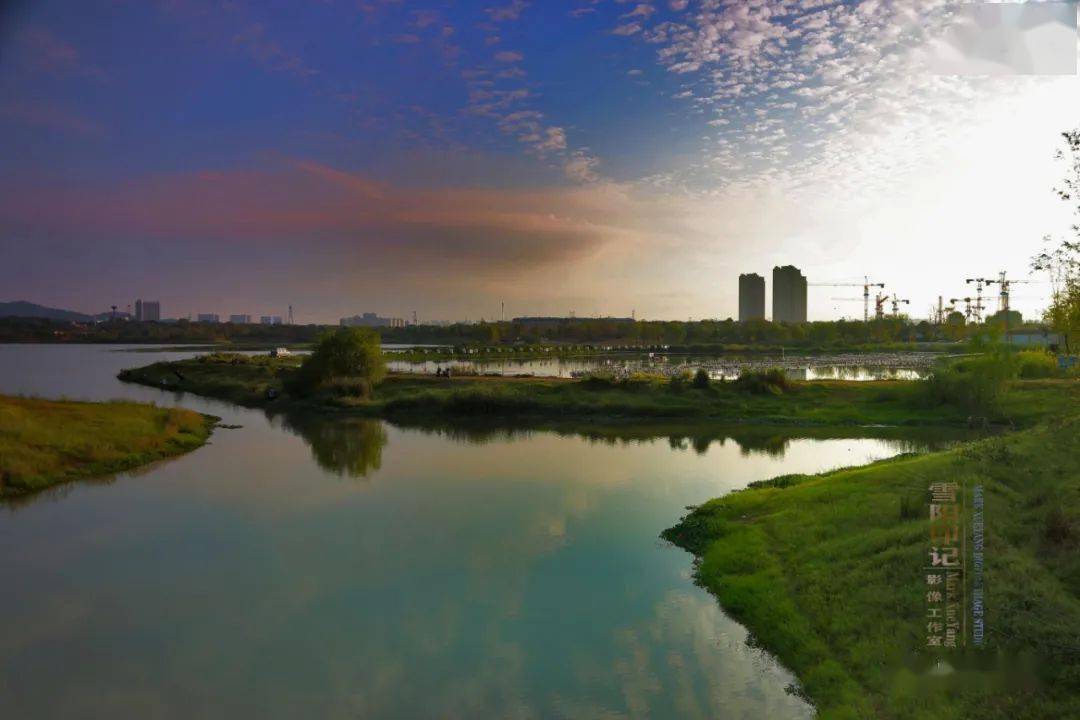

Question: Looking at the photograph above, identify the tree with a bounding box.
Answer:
[293,326,386,394]
[1032,130,1080,353]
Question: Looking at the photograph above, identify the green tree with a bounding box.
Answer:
[294,326,386,394]
[1033,130,1080,353]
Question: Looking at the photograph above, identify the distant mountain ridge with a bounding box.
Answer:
[0,301,94,322]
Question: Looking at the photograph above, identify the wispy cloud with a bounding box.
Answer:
[485,1,529,23]
[13,26,106,80]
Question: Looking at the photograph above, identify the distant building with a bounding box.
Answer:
[197,313,220,323]
[772,265,807,323]
[738,273,766,322]
[260,315,283,325]
[341,312,406,328]
[134,299,161,322]
[1007,329,1063,348]
[229,314,252,324]
[511,316,634,325]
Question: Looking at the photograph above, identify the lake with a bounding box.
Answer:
[0,345,955,718]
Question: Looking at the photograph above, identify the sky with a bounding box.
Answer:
[1,0,1078,323]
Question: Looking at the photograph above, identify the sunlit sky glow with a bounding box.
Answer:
[2,0,1078,322]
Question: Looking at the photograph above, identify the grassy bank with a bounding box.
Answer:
[111,353,1061,427]
[663,381,1080,719]
[0,395,215,497]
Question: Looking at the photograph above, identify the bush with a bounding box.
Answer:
[321,377,373,400]
[1016,349,1058,379]
[668,372,691,391]
[924,352,1014,416]
[734,368,791,395]
[692,368,711,389]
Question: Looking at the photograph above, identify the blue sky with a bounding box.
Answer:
[1,1,1078,322]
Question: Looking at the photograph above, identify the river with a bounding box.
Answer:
[0,345,955,718]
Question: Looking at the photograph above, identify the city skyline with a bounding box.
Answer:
[2,2,1078,323]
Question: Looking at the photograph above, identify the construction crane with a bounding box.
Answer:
[810,276,885,322]
[890,294,910,318]
[984,271,1034,315]
[949,297,977,322]
[874,292,889,321]
[964,277,993,323]
[984,271,1035,341]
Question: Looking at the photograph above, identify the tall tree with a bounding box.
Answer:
[1033,130,1080,353]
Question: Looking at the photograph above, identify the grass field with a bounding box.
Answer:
[0,395,215,497]
[663,381,1080,719]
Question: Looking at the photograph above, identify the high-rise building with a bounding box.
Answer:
[197,313,220,323]
[229,314,252,324]
[738,273,766,322]
[260,315,283,325]
[134,299,161,321]
[772,265,807,323]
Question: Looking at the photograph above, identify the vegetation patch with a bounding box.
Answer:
[0,395,215,497]
[663,388,1080,719]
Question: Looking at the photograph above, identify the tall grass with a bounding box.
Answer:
[924,351,1015,417]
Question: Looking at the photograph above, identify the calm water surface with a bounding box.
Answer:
[1,345,949,718]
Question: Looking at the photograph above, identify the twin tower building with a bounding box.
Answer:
[739,266,807,323]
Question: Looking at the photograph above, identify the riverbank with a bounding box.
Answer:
[0,395,215,498]
[111,353,1053,427]
[663,381,1080,719]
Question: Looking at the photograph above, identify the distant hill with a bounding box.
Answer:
[0,301,94,323]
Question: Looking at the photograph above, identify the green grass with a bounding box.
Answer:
[663,382,1080,719]
[117,353,1047,427]
[0,395,215,497]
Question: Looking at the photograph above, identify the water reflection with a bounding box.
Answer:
[276,413,387,479]
[271,412,974,481]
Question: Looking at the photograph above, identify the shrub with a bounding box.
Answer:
[692,368,711,389]
[322,377,373,400]
[923,352,1014,416]
[582,373,617,389]
[734,368,791,395]
[668,372,691,391]
[1015,349,1058,379]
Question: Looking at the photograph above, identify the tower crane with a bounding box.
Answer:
[949,297,975,322]
[984,271,1034,315]
[984,271,1035,340]
[874,292,889,321]
[809,276,885,323]
[964,277,992,322]
[890,295,910,318]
